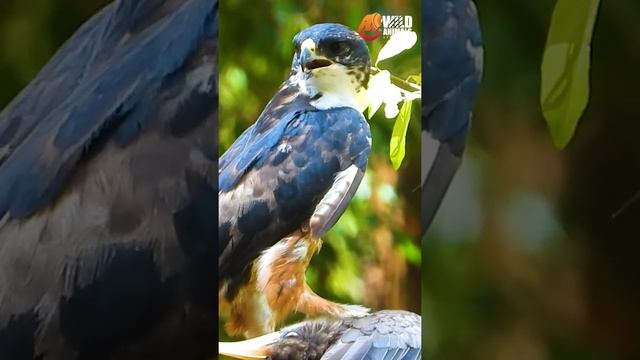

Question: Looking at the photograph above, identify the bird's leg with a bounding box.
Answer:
[259,232,368,324]
[257,232,310,326]
[224,283,275,338]
[294,234,368,318]
[296,283,369,318]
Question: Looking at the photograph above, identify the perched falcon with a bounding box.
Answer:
[422,0,483,233]
[219,310,422,360]
[219,23,372,338]
[0,0,217,359]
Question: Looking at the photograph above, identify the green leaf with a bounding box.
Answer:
[406,74,421,85]
[397,236,421,265]
[541,0,601,149]
[389,100,412,170]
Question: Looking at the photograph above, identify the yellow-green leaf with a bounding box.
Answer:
[406,74,421,85]
[541,0,601,149]
[389,101,412,170]
[398,237,421,265]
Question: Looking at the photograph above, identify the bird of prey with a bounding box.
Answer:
[219,310,421,360]
[219,23,372,338]
[422,0,483,233]
[0,0,216,359]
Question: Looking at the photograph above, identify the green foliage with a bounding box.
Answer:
[390,100,412,170]
[365,31,421,169]
[541,0,601,149]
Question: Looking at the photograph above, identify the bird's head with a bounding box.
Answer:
[289,23,371,111]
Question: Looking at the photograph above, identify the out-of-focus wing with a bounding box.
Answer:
[422,0,483,234]
[0,0,218,358]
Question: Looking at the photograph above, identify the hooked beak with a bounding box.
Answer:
[300,39,333,71]
[219,331,281,359]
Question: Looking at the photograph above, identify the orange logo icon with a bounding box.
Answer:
[357,13,382,41]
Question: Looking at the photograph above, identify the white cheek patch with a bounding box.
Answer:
[304,64,365,111]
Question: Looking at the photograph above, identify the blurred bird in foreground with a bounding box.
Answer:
[0,0,217,358]
[220,310,421,360]
[219,23,372,337]
[422,0,483,234]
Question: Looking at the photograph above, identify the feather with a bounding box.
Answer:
[310,164,364,238]
[422,0,483,234]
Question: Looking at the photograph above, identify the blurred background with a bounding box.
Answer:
[219,0,422,340]
[0,0,111,105]
[424,0,640,359]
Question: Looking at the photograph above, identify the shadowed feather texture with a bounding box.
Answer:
[0,0,217,359]
[422,0,483,233]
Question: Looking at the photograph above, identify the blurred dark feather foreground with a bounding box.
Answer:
[0,0,217,358]
[220,310,421,360]
[421,0,483,234]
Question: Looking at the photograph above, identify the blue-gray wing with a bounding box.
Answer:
[321,310,422,360]
[218,107,370,286]
[422,0,483,233]
[0,0,214,219]
[0,0,217,356]
[218,82,307,182]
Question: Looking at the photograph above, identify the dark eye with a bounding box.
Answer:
[327,41,348,56]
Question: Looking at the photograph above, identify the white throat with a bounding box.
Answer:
[295,64,368,112]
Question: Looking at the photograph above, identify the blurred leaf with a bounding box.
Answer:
[389,100,412,170]
[225,66,248,93]
[327,236,363,301]
[398,235,421,265]
[333,210,359,237]
[541,0,601,149]
[376,31,417,65]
